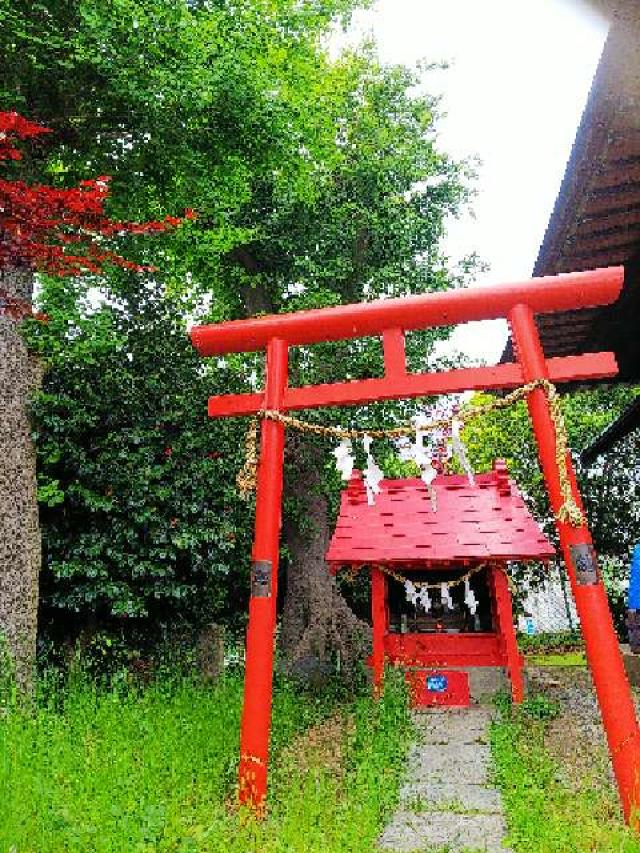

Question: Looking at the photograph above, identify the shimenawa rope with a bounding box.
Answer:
[236,378,585,528]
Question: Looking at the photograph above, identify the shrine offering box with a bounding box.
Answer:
[405,669,470,708]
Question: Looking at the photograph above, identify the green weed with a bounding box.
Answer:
[526,651,587,667]
[0,668,412,852]
[518,630,583,656]
[490,695,640,852]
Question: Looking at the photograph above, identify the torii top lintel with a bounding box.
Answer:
[190,267,623,418]
[190,267,623,356]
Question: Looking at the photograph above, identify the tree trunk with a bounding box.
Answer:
[0,267,42,691]
[232,252,369,683]
[281,438,370,684]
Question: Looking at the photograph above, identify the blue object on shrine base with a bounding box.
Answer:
[426,675,448,693]
[628,544,640,610]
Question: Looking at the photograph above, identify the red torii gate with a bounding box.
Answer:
[190,266,640,824]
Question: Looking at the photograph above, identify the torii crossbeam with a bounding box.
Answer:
[191,266,640,825]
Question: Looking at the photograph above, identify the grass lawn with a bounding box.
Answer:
[525,652,587,667]
[491,696,640,853]
[1,670,412,852]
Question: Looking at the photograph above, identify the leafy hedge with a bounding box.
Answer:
[27,276,254,634]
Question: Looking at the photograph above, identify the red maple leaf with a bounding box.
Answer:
[0,111,51,161]
[0,112,196,320]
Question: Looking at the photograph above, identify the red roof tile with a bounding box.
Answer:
[326,460,555,568]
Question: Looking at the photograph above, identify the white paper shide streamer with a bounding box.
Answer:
[464,578,478,615]
[402,575,479,616]
[363,434,383,506]
[404,579,419,607]
[330,403,477,513]
[404,579,431,613]
[451,417,475,485]
[417,586,432,613]
[441,582,454,610]
[333,438,354,481]
[397,417,438,512]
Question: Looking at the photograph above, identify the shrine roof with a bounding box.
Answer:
[326,460,555,569]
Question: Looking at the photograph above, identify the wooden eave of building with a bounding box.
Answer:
[500,7,640,461]
[501,13,640,383]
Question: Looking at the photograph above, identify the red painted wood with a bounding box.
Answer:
[326,464,554,566]
[382,328,407,378]
[190,264,637,825]
[384,633,505,668]
[371,567,387,695]
[271,364,526,410]
[209,390,265,418]
[237,338,288,813]
[191,267,623,355]
[489,564,524,703]
[405,669,471,708]
[510,303,640,824]
[208,351,618,418]
[547,351,618,381]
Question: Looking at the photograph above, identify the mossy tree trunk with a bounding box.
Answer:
[0,267,42,691]
[281,438,370,682]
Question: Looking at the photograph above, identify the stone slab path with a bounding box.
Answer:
[378,708,512,853]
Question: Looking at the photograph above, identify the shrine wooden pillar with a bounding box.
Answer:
[510,303,640,824]
[237,337,288,813]
[371,566,388,696]
[489,563,524,703]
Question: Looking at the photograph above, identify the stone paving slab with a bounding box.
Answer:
[400,781,504,814]
[379,811,511,853]
[416,710,491,745]
[406,743,491,785]
[378,710,512,853]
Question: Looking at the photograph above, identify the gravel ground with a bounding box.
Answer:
[526,665,640,798]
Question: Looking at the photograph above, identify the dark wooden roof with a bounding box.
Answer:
[325,462,554,569]
[502,11,640,381]
[581,396,640,462]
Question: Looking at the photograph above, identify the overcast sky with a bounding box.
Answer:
[334,0,609,363]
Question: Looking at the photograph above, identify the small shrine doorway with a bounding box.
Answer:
[385,566,492,635]
[326,462,555,705]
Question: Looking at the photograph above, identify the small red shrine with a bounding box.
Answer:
[326,460,555,706]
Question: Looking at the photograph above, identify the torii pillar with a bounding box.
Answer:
[510,303,640,824]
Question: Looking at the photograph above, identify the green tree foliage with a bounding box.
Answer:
[463,385,640,626]
[1,0,475,648]
[25,274,252,630]
[0,0,472,317]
